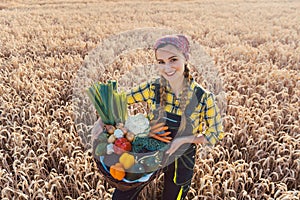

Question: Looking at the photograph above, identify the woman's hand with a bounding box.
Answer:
[165,134,209,155]
[91,118,104,143]
[165,137,187,155]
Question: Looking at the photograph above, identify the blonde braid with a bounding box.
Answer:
[157,76,167,122]
[177,64,193,135]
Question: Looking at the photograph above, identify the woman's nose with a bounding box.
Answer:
[163,63,172,70]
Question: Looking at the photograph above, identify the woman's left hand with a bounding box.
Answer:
[165,137,187,155]
[165,135,207,155]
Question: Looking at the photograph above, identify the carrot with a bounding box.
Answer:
[149,133,171,143]
[162,136,172,140]
[151,126,169,133]
[150,122,165,131]
[156,131,171,137]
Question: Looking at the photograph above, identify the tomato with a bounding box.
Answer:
[113,138,132,154]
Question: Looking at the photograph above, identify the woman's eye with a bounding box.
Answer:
[158,61,165,64]
[170,58,177,62]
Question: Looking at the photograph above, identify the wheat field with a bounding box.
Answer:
[0,0,299,199]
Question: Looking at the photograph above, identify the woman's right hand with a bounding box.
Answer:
[91,118,104,143]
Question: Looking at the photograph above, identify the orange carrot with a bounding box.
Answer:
[162,136,172,140]
[149,133,171,143]
[156,131,171,137]
[150,122,165,131]
[151,126,169,133]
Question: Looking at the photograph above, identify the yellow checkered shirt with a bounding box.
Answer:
[126,79,224,145]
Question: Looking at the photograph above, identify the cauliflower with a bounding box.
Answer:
[124,113,150,137]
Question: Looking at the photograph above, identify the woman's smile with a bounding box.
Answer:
[165,71,176,77]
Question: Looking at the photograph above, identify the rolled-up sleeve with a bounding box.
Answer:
[202,93,224,145]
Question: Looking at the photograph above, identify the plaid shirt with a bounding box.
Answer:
[126,79,224,146]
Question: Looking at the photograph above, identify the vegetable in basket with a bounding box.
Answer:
[113,138,132,155]
[86,80,128,125]
[119,152,135,169]
[124,113,150,137]
[110,163,125,181]
[95,142,107,157]
[94,133,109,157]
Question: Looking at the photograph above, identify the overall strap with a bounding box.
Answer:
[151,78,161,120]
[184,86,205,118]
[153,78,161,106]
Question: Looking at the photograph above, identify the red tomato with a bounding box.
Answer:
[113,138,132,154]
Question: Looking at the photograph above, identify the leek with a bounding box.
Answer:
[86,80,128,125]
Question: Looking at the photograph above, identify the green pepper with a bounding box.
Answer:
[95,142,107,157]
[97,132,109,142]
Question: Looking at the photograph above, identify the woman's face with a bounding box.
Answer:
[155,44,186,83]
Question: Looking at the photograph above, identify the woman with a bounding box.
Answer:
[93,34,224,200]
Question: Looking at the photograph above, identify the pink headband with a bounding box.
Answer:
[153,34,190,60]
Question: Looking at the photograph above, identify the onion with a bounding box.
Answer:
[126,132,135,142]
